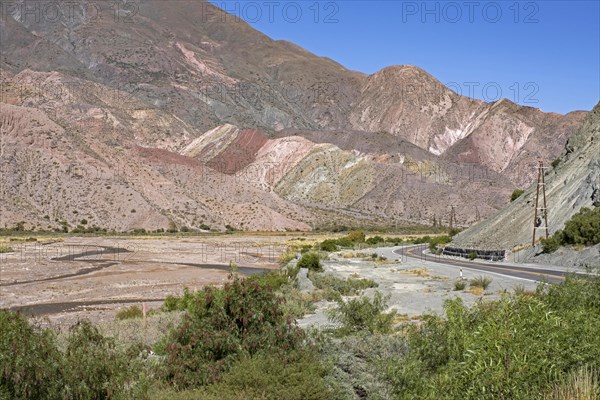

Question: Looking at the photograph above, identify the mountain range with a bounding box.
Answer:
[0,0,588,232]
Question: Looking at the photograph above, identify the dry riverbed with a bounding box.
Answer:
[0,235,537,331]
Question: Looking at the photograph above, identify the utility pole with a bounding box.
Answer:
[532,161,549,246]
[449,205,456,230]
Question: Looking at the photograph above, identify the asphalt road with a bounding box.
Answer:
[394,245,569,284]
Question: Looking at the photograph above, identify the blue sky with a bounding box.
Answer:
[209,1,599,114]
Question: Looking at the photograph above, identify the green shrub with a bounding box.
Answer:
[551,158,561,169]
[510,189,525,202]
[0,310,63,399]
[347,230,366,242]
[0,311,147,400]
[115,305,144,320]
[541,235,561,253]
[160,276,304,388]
[328,291,397,335]
[297,252,322,272]
[365,236,385,245]
[428,235,451,253]
[385,275,600,399]
[309,273,378,296]
[453,280,466,291]
[319,239,338,252]
[0,245,13,254]
[413,236,431,244]
[152,350,335,400]
[468,250,477,260]
[542,207,600,252]
[469,275,492,289]
[62,321,144,399]
[334,237,354,248]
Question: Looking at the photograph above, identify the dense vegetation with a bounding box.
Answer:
[385,274,600,399]
[2,250,599,399]
[542,206,600,253]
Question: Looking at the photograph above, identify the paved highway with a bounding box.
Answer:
[393,245,570,284]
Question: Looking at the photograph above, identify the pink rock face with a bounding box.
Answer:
[0,0,588,231]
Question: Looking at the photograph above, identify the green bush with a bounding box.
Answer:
[0,245,13,254]
[62,321,144,399]
[309,273,378,296]
[160,276,304,388]
[152,350,335,400]
[319,239,338,252]
[542,207,600,252]
[0,311,147,400]
[115,305,144,320]
[510,189,525,202]
[469,275,492,289]
[384,275,600,399]
[297,252,322,272]
[328,291,397,335]
[347,230,366,242]
[334,237,354,248]
[453,280,466,291]
[428,235,451,253]
[0,310,63,399]
[541,235,561,253]
[365,236,385,245]
[468,250,477,260]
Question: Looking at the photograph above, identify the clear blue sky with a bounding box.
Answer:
[209,1,599,114]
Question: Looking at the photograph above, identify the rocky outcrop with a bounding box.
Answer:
[452,101,600,250]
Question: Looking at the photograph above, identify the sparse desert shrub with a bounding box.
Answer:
[468,250,477,260]
[453,280,467,291]
[470,275,492,289]
[278,248,298,265]
[297,252,322,272]
[0,245,13,254]
[328,291,397,335]
[510,189,525,202]
[551,158,561,169]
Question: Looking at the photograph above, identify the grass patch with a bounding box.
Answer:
[453,280,467,291]
[399,268,431,278]
[470,275,492,289]
[465,287,484,295]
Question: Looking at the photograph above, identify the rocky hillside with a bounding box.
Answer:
[452,101,600,251]
[0,0,589,231]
